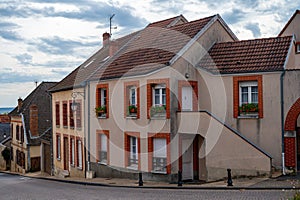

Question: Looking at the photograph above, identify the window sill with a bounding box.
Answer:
[77,167,83,171]
[63,126,68,129]
[57,158,61,161]
[76,127,82,131]
[126,116,138,119]
[56,125,60,128]
[238,114,259,119]
[126,166,138,170]
[70,127,74,130]
[97,161,107,166]
[97,116,108,119]
[151,170,167,174]
[70,164,75,167]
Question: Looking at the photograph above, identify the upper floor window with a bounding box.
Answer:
[233,76,263,118]
[147,79,170,119]
[124,81,140,118]
[96,84,109,118]
[69,101,74,128]
[75,102,82,129]
[55,102,60,126]
[62,102,68,127]
[16,125,19,141]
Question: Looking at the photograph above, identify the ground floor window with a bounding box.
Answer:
[76,139,82,168]
[152,138,167,173]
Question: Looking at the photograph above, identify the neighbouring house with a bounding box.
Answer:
[49,29,140,178]
[51,10,300,182]
[0,122,11,170]
[9,82,57,174]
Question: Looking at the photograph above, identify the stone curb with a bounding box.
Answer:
[1,171,299,190]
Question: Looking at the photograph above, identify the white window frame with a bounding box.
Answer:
[99,134,108,164]
[129,87,137,106]
[71,138,75,166]
[100,88,107,106]
[297,43,300,53]
[239,81,258,106]
[77,139,82,169]
[128,136,138,169]
[152,138,167,173]
[152,84,166,106]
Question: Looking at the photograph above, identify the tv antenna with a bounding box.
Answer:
[109,14,117,37]
[34,80,38,88]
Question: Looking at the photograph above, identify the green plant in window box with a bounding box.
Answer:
[95,105,106,116]
[150,105,166,117]
[239,103,258,114]
[128,105,137,113]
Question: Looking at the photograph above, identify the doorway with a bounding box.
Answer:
[182,137,193,180]
[63,137,69,171]
[181,86,193,111]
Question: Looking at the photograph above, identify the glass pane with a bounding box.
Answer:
[162,88,166,105]
[131,88,136,105]
[251,86,258,103]
[241,87,248,104]
[154,89,160,105]
[153,138,166,158]
[101,134,107,151]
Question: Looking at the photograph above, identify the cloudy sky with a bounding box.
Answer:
[0,0,298,107]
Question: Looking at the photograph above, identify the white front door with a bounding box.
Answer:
[182,138,193,180]
[182,86,193,111]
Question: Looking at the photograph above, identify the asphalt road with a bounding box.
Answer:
[0,173,298,200]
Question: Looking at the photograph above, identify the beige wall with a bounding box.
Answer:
[178,112,271,181]
[52,88,85,177]
[89,68,171,172]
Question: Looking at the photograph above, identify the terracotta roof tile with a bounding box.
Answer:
[89,15,215,81]
[198,36,293,74]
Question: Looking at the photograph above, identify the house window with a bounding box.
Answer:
[96,84,109,118]
[125,132,140,170]
[124,81,139,118]
[69,102,74,128]
[147,79,170,119]
[76,138,82,168]
[55,102,60,126]
[75,102,82,129]
[20,126,24,143]
[62,102,68,127]
[152,138,167,173]
[148,133,170,174]
[99,134,108,164]
[16,125,19,141]
[70,137,75,166]
[129,136,138,168]
[11,147,13,161]
[233,76,263,118]
[56,134,61,160]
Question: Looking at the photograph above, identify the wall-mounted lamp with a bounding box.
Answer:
[3,131,6,138]
[185,73,190,79]
[71,92,85,112]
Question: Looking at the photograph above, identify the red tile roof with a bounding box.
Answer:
[198,36,293,74]
[89,15,215,81]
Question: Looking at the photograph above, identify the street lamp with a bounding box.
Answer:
[71,92,84,112]
[3,131,6,138]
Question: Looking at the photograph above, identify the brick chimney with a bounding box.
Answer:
[103,32,110,47]
[17,97,23,112]
[30,104,38,137]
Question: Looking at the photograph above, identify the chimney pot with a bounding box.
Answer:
[17,97,23,112]
[103,32,110,47]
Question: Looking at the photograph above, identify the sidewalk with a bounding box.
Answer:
[2,170,300,190]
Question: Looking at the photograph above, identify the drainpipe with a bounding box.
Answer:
[280,70,286,175]
[87,81,91,172]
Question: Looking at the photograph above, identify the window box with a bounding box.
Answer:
[95,106,107,118]
[150,105,166,118]
[128,105,137,117]
[239,103,258,116]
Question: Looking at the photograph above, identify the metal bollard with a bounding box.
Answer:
[178,170,183,186]
[138,172,143,186]
[227,168,233,186]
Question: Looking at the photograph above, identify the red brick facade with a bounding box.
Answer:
[233,75,263,118]
[284,137,296,167]
[284,97,300,131]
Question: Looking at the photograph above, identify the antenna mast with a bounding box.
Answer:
[109,14,115,37]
